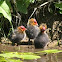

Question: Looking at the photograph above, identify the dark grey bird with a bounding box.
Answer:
[9,26,26,46]
[34,24,49,48]
[26,18,40,44]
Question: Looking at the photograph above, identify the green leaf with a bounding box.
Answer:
[19,55,40,60]
[0,57,6,62]
[16,0,35,14]
[38,49,62,54]
[0,57,7,62]
[0,57,22,62]
[0,52,40,60]
[54,3,62,14]
[19,52,34,55]
[29,0,35,3]
[59,8,62,10]
[0,52,18,58]
[55,3,62,8]
[0,0,12,21]
[59,10,62,14]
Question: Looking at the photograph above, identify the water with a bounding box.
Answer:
[0,44,62,62]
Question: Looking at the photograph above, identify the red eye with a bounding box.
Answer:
[20,26,26,30]
[21,27,24,29]
[34,21,37,23]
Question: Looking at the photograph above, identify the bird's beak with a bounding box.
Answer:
[24,28,27,30]
[21,28,27,31]
[42,27,46,31]
[33,21,38,25]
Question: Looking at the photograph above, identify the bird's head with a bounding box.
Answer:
[39,24,47,32]
[17,26,27,33]
[27,18,38,26]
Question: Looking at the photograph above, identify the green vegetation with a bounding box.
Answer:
[0,52,40,62]
[0,1,11,21]
[16,0,35,14]
[0,0,62,61]
[38,49,62,54]
[0,49,62,62]
[0,57,22,62]
[0,0,62,38]
[55,2,62,14]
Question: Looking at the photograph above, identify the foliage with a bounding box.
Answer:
[37,49,62,54]
[0,49,62,62]
[0,0,12,22]
[0,0,13,37]
[0,0,62,41]
[16,0,35,14]
[54,2,62,14]
[0,57,22,62]
[0,0,35,38]
[0,52,40,60]
[0,49,62,61]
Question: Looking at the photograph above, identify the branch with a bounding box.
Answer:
[29,2,50,19]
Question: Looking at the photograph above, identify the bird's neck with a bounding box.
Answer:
[40,31,45,34]
[17,30,25,34]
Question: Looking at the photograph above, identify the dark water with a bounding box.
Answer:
[0,44,62,62]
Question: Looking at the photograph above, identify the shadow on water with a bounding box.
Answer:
[0,44,62,62]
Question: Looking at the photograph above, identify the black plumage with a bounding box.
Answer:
[8,26,26,45]
[26,25,40,39]
[34,24,49,48]
[26,18,40,44]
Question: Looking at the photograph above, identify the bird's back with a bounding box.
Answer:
[9,29,24,43]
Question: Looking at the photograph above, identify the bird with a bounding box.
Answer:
[34,24,49,49]
[8,26,26,46]
[26,18,40,45]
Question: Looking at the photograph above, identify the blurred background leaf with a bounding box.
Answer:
[16,0,35,14]
[54,3,62,14]
[0,0,12,21]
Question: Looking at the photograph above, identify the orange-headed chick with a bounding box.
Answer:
[26,18,40,44]
[9,26,26,46]
[34,24,49,48]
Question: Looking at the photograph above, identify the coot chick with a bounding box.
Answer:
[9,26,26,46]
[26,18,40,44]
[34,24,49,48]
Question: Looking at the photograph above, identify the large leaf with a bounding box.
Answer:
[16,0,35,14]
[0,52,40,60]
[0,0,12,21]
[38,49,62,54]
[0,52,19,58]
[19,55,40,60]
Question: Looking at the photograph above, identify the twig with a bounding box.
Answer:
[29,2,50,19]
[29,8,37,19]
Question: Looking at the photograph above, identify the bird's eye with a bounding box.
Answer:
[34,21,37,23]
[21,27,24,29]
